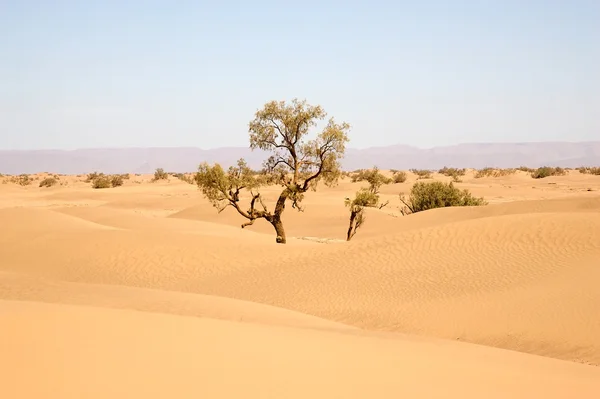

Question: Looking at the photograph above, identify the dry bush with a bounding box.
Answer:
[350,167,392,186]
[392,170,407,183]
[409,169,432,179]
[91,174,124,189]
[173,173,196,184]
[399,181,486,215]
[438,166,466,182]
[516,166,534,173]
[474,167,516,178]
[85,172,104,182]
[152,168,169,181]
[11,174,32,186]
[92,176,112,189]
[577,166,600,175]
[39,177,58,188]
[530,166,567,179]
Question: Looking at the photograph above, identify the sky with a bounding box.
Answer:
[1,0,598,150]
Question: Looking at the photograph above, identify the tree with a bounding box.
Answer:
[196,99,350,244]
[344,188,379,241]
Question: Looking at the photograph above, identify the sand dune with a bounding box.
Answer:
[1,170,600,397]
[3,300,600,399]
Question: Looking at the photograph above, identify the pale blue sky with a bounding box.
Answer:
[1,0,598,150]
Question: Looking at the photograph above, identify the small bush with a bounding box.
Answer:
[39,177,58,188]
[173,173,196,184]
[399,181,486,215]
[392,170,407,183]
[85,172,104,182]
[409,169,432,179]
[350,167,392,186]
[110,175,124,187]
[153,168,169,181]
[530,166,567,179]
[92,176,112,189]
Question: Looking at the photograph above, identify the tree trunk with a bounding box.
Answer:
[346,211,357,241]
[271,217,286,244]
[271,189,289,244]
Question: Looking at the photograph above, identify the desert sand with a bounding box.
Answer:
[2,169,600,398]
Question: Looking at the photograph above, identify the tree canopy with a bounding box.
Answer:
[196,99,350,243]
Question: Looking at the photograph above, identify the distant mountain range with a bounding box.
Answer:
[1,142,599,175]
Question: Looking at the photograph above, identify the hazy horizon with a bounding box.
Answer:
[2,1,598,151]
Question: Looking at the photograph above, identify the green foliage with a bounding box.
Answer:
[173,173,196,184]
[409,169,432,179]
[344,188,381,241]
[39,177,58,188]
[153,168,169,181]
[399,181,486,215]
[196,159,262,212]
[248,98,349,192]
[530,166,567,179]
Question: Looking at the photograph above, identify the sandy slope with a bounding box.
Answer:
[1,170,600,397]
[3,300,600,399]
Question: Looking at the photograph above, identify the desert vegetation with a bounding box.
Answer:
[86,172,127,189]
[398,181,486,215]
[152,168,169,182]
[530,166,567,179]
[438,166,466,182]
[38,177,58,188]
[410,168,433,179]
[577,166,600,175]
[474,167,516,178]
[195,98,350,244]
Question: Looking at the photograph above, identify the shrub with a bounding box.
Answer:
[92,176,112,189]
[517,166,534,173]
[350,167,392,186]
[399,181,486,215]
[438,166,466,182]
[409,169,432,179]
[12,174,32,186]
[577,166,600,175]
[39,177,58,188]
[173,173,195,184]
[153,168,169,181]
[85,172,105,182]
[110,175,124,187]
[392,170,407,183]
[530,166,567,179]
[474,167,516,178]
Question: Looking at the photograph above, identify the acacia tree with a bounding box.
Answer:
[344,168,388,241]
[196,99,350,244]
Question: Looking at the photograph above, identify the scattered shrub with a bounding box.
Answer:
[516,166,534,173]
[530,166,567,179]
[438,166,466,182]
[85,172,104,182]
[474,167,515,178]
[173,173,196,184]
[153,168,169,181]
[12,174,32,186]
[409,169,432,179]
[39,177,58,188]
[399,181,486,215]
[577,166,600,175]
[350,167,392,186]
